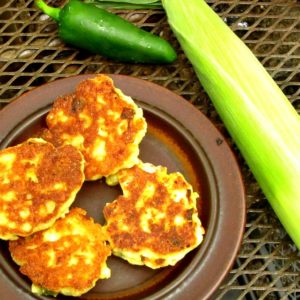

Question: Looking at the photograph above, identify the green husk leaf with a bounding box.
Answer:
[91,0,159,3]
[84,0,162,9]
[162,0,300,249]
[98,0,160,3]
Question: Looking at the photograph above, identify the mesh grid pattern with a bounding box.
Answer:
[0,0,300,299]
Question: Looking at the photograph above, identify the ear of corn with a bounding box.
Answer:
[162,0,300,248]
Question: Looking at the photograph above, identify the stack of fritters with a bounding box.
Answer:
[0,74,205,297]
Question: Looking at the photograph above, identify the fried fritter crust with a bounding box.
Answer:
[103,162,204,269]
[0,138,84,240]
[9,208,111,297]
[44,75,147,180]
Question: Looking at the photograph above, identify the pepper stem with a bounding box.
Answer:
[35,0,61,22]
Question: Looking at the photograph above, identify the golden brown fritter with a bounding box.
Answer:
[9,208,111,297]
[44,75,147,181]
[0,138,84,240]
[103,162,205,269]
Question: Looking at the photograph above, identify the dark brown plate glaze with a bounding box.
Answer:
[0,74,246,300]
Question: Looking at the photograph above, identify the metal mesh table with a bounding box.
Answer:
[0,0,299,299]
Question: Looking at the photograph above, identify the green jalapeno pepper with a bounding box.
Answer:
[35,0,177,63]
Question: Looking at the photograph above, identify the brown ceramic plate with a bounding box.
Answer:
[0,74,245,300]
